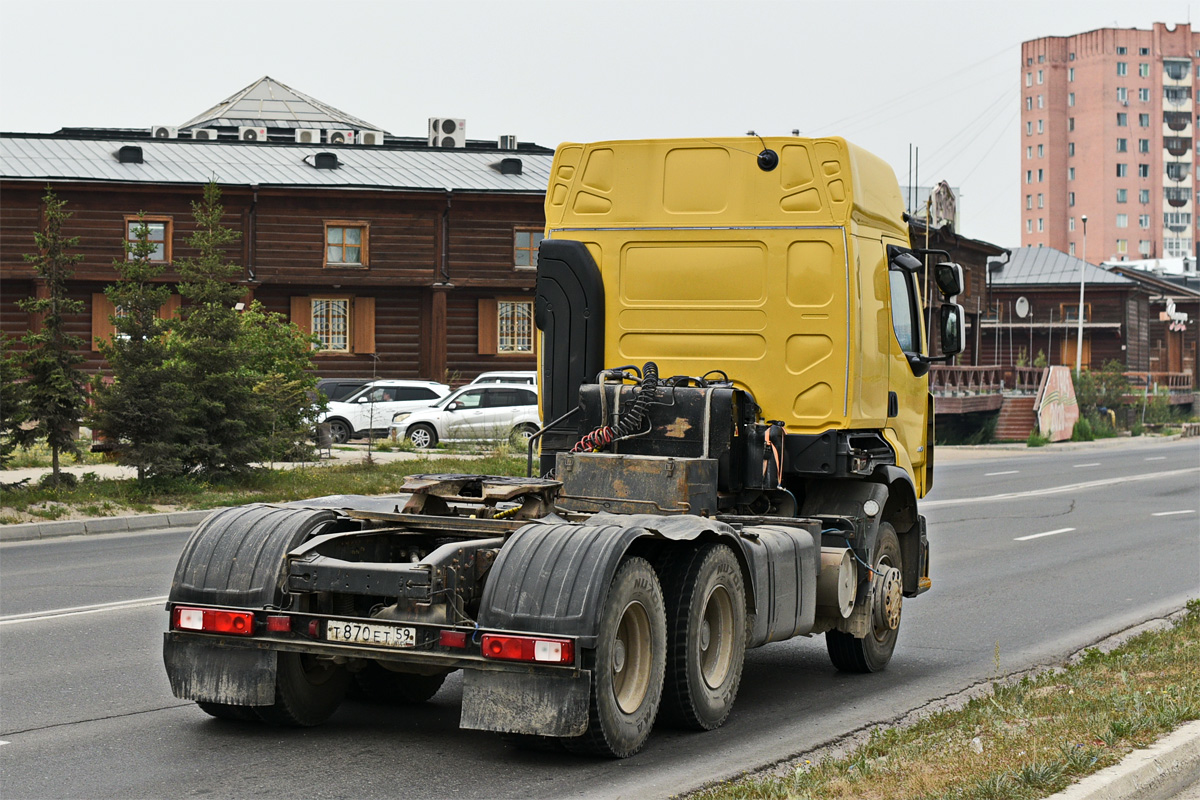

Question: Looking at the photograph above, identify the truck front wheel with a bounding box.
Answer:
[255,652,350,727]
[660,544,746,730]
[564,557,666,758]
[826,523,902,673]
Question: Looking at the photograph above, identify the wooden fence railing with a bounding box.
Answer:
[930,366,1195,398]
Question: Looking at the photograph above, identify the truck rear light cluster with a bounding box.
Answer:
[481,634,574,664]
[172,606,255,636]
[266,615,292,632]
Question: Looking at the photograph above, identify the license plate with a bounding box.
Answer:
[325,620,416,648]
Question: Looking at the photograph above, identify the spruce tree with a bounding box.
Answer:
[171,181,263,474]
[90,216,186,480]
[239,302,321,463]
[18,189,87,486]
[0,333,31,468]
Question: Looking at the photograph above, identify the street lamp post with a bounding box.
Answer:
[1075,214,1088,375]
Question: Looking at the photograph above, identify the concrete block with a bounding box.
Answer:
[83,517,131,534]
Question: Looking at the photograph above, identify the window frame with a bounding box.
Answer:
[478,296,536,357]
[323,220,370,269]
[124,215,173,263]
[513,227,544,271]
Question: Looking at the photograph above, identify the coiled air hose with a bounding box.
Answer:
[571,362,659,453]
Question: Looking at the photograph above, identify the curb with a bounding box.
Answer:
[0,509,216,542]
[1045,719,1200,800]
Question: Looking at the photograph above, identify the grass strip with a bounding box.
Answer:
[0,453,527,522]
[691,601,1200,800]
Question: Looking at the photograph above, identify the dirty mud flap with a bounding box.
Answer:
[163,636,276,705]
[460,667,591,737]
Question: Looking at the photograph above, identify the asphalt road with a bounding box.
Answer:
[1,438,1196,800]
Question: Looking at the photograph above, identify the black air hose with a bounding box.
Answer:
[571,362,659,452]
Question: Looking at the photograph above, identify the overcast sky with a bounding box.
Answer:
[0,0,1194,247]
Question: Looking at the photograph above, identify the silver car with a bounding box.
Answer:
[389,383,540,448]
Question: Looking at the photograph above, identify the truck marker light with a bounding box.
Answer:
[439,630,468,648]
[172,607,254,636]
[266,615,292,632]
[481,634,573,664]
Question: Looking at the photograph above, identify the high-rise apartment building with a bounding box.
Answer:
[1021,23,1200,262]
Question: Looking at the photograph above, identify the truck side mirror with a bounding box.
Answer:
[940,303,966,357]
[934,263,964,299]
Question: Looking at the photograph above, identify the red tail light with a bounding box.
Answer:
[480,634,573,664]
[439,630,468,648]
[172,607,255,636]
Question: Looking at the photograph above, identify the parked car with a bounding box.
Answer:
[467,370,537,386]
[388,383,540,448]
[314,378,373,403]
[320,380,450,443]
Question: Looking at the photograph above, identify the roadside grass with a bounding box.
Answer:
[0,453,527,520]
[4,439,105,469]
[692,600,1200,800]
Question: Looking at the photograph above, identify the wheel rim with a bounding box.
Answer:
[330,422,349,443]
[871,554,902,643]
[612,600,653,714]
[409,428,432,448]
[699,584,735,689]
[517,426,535,441]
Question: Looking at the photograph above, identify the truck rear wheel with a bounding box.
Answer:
[352,663,448,704]
[826,523,902,673]
[660,544,746,730]
[563,556,666,758]
[255,652,350,727]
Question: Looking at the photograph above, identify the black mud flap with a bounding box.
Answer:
[459,668,591,737]
[163,636,276,706]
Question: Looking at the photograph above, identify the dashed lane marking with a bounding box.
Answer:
[1152,510,1196,517]
[1015,528,1076,542]
[922,467,1199,508]
[985,470,1020,476]
[0,596,168,626]
[1074,463,1101,468]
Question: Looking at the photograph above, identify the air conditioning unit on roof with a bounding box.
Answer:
[239,126,268,142]
[295,129,321,144]
[429,118,466,148]
[152,126,178,139]
[358,130,386,146]
[326,129,355,145]
[192,129,220,141]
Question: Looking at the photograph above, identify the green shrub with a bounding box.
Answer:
[1071,416,1094,442]
[1027,429,1050,447]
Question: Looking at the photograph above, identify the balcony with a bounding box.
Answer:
[1164,85,1192,106]
[1165,186,1191,207]
[1166,136,1193,157]
[1164,60,1191,81]
[1164,111,1192,131]
[1166,161,1192,182]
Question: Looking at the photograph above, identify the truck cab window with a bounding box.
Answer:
[888,270,920,353]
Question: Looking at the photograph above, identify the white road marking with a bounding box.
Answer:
[1145,457,1167,461]
[1015,527,1076,541]
[1152,510,1196,517]
[985,470,1020,476]
[1074,463,1101,468]
[0,741,9,746]
[922,467,1200,508]
[0,596,168,626]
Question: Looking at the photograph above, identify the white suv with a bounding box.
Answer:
[388,383,540,448]
[320,380,450,443]
[467,370,536,386]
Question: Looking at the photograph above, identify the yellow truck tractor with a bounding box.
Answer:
[163,136,966,758]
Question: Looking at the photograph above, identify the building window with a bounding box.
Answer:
[1068,167,1075,180]
[1139,113,1150,127]
[1116,138,1128,152]
[1117,113,1127,126]
[1139,63,1150,77]
[1068,117,1075,131]
[91,293,179,351]
[1116,239,1128,254]
[1069,217,1075,231]
[1068,142,1075,157]
[1116,87,1128,102]
[1139,189,1149,203]
[1061,302,1091,322]
[1038,54,1045,63]
[1139,138,1149,153]
[1026,72,1032,87]
[1037,144,1044,157]
[1037,218,1044,232]
[1037,94,1044,108]
[1068,68,1075,82]
[1069,192,1076,207]
[1026,194,1033,210]
[1117,189,1128,203]
[1026,219,1033,233]
[1026,146,1033,159]
[1037,193,1044,208]
[1026,170,1033,184]
[1116,164,1128,177]
[478,297,534,355]
[1140,48,1149,56]
[1069,243,1076,256]
[514,228,544,269]
[324,221,369,267]
[1038,169,1044,182]
[311,298,350,352]
[1026,97,1033,111]
[1026,121,1033,136]
[124,216,171,262]
[293,296,375,354]
[1117,62,1127,76]
[1068,92,1075,107]
[1138,88,1150,102]
[1138,164,1149,178]
[1069,52,1075,61]
[1116,214,1128,228]
[1037,119,1044,134]
[1139,214,1150,229]
[1037,69,1044,83]
[1139,240,1151,255]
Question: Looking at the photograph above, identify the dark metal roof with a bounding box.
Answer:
[988,246,1132,286]
[0,134,553,194]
